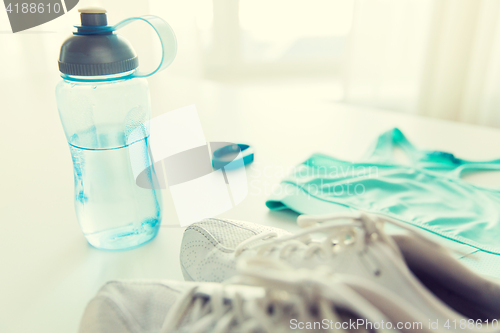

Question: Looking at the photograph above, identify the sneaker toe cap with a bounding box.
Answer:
[180,218,291,282]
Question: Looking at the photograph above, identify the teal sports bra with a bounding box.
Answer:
[266,128,500,254]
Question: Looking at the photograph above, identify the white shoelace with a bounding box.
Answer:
[234,211,449,263]
[160,257,392,333]
[159,280,346,332]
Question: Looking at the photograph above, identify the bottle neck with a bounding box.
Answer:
[61,69,136,83]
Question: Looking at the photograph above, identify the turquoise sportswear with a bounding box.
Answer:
[266,128,500,254]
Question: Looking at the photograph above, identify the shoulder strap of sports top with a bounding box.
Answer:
[362,128,422,163]
[452,159,500,179]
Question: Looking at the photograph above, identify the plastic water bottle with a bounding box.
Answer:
[55,8,177,250]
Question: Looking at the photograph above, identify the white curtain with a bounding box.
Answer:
[344,0,500,128]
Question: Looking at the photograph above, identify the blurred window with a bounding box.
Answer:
[196,0,355,78]
[239,0,354,63]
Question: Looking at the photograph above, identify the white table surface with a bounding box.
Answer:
[2,73,500,332]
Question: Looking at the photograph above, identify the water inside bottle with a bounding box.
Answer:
[69,136,162,250]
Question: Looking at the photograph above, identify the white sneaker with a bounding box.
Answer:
[79,260,403,333]
[180,212,500,332]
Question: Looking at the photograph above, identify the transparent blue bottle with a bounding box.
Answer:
[55,8,177,250]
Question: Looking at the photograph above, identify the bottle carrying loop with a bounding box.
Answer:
[113,16,177,78]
